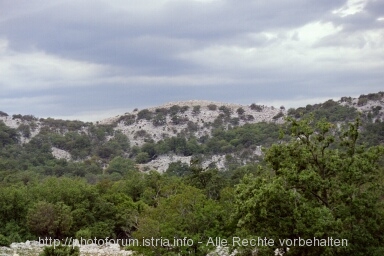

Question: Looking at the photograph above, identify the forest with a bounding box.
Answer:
[0,93,384,256]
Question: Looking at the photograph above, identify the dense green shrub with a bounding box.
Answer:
[0,234,10,246]
[272,111,284,120]
[219,105,232,116]
[207,104,217,111]
[137,109,153,120]
[192,105,201,115]
[250,103,263,111]
[39,245,80,256]
[152,114,166,126]
[117,114,136,125]
[135,152,150,163]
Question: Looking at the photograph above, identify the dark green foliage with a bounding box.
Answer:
[211,122,280,150]
[0,111,8,117]
[250,103,263,111]
[169,105,181,115]
[192,105,201,115]
[187,121,199,132]
[0,234,10,246]
[288,100,358,122]
[185,165,227,200]
[360,121,384,146]
[39,245,80,256]
[51,132,91,159]
[135,129,149,138]
[117,114,136,125]
[89,124,114,142]
[155,107,168,115]
[165,161,190,177]
[17,124,31,138]
[12,114,38,121]
[137,109,153,120]
[141,142,157,159]
[96,131,130,159]
[134,185,226,255]
[152,113,166,126]
[171,115,188,125]
[212,114,229,128]
[0,121,19,146]
[230,117,240,126]
[358,92,384,106]
[340,96,352,103]
[234,117,384,255]
[236,107,245,115]
[371,105,382,116]
[145,122,280,158]
[106,156,135,176]
[245,114,254,121]
[27,201,73,238]
[180,105,189,113]
[219,105,232,116]
[207,104,217,110]
[272,111,284,120]
[135,152,150,163]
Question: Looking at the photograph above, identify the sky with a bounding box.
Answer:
[0,0,383,121]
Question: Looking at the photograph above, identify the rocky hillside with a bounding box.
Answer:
[1,92,383,173]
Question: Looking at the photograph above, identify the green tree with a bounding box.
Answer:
[234,117,384,256]
[135,152,150,164]
[0,121,19,146]
[27,201,73,239]
[106,156,135,176]
[134,186,225,255]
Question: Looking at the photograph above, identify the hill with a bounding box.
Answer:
[0,92,383,176]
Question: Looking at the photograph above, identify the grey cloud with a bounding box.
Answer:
[1,0,346,72]
[1,0,383,120]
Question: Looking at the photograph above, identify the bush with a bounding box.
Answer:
[192,105,201,115]
[340,96,352,103]
[136,152,150,164]
[137,109,153,120]
[18,124,31,138]
[180,106,189,113]
[272,112,284,120]
[245,115,254,121]
[171,115,188,125]
[0,234,10,246]
[155,108,168,115]
[219,105,232,116]
[117,114,136,125]
[169,105,181,115]
[358,97,368,106]
[75,228,92,240]
[152,114,166,126]
[135,130,149,138]
[250,103,263,111]
[236,107,245,115]
[207,104,217,111]
[39,244,80,256]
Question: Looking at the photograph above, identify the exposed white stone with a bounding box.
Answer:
[51,147,72,161]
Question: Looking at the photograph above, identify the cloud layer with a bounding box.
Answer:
[0,0,383,121]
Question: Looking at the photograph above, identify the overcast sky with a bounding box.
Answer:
[0,0,383,121]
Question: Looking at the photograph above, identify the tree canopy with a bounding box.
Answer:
[234,117,384,255]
